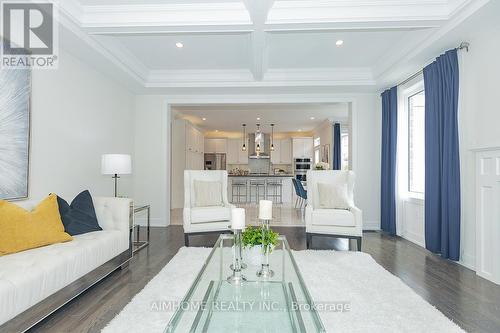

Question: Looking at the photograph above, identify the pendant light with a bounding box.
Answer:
[256,124,261,152]
[241,124,247,151]
[270,124,275,151]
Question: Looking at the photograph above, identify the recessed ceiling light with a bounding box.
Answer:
[310,117,315,120]
[298,129,302,132]
[215,130,219,132]
[336,40,344,47]
[175,42,184,48]
[202,117,206,121]
[257,117,261,120]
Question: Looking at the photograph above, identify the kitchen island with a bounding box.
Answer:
[228,174,295,204]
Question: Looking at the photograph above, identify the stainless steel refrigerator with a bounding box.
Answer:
[204,153,226,170]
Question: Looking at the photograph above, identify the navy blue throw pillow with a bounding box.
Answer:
[56,190,102,236]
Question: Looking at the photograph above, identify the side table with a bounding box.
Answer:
[133,204,150,253]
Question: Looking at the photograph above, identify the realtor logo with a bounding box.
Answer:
[1,1,59,69]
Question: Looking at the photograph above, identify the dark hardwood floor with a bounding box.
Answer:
[28,226,500,333]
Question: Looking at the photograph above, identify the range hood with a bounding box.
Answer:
[248,132,270,159]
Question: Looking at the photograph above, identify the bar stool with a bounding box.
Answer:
[249,179,266,203]
[266,178,283,204]
[231,179,248,203]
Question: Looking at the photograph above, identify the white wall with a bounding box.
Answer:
[133,95,170,226]
[352,94,381,230]
[458,16,500,269]
[26,49,134,202]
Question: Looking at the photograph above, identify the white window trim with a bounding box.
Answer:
[397,78,425,202]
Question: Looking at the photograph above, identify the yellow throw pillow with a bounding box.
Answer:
[0,194,73,256]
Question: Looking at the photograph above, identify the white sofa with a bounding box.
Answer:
[0,197,133,331]
[305,170,363,250]
[183,170,234,246]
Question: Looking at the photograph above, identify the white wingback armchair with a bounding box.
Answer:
[305,170,363,250]
[183,170,235,246]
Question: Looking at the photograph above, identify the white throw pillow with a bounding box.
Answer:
[317,182,352,209]
[194,180,223,207]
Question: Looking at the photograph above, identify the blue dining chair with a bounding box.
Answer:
[292,178,307,209]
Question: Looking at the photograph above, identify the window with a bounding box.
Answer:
[314,148,320,165]
[341,133,349,170]
[313,137,321,164]
[408,90,425,194]
[313,137,321,147]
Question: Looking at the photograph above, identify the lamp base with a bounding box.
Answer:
[112,174,120,197]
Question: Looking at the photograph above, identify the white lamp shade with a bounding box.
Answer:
[101,154,132,175]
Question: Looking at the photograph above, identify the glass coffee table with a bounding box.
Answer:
[165,234,325,333]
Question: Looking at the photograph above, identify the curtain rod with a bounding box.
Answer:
[396,41,469,87]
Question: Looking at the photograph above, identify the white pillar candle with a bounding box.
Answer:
[231,208,246,230]
[259,200,273,220]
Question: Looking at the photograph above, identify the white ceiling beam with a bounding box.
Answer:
[243,0,275,81]
[83,26,254,36]
[83,3,251,26]
[264,21,442,33]
[267,0,456,25]
[63,2,253,35]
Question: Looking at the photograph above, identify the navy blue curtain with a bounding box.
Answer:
[424,49,461,261]
[333,123,341,170]
[381,86,398,235]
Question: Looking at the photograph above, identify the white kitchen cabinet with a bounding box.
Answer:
[227,139,239,164]
[271,139,292,164]
[280,139,292,164]
[227,139,249,164]
[292,137,313,159]
[205,138,227,153]
[171,119,205,209]
[270,140,281,164]
[185,124,204,155]
[204,139,215,153]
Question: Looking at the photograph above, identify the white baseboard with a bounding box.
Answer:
[134,217,169,227]
[401,231,425,248]
[459,252,476,270]
[363,220,380,231]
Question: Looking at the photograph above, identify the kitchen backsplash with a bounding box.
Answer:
[248,158,270,174]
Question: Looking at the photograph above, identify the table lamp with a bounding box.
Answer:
[101,154,132,197]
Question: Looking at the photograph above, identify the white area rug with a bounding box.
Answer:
[102,248,464,333]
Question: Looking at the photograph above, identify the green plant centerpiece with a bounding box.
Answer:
[241,226,279,254]
[314,161,330,170]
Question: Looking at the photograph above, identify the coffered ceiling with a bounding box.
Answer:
[57,0,491,92]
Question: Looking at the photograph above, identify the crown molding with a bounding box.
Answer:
[264,67,375,86]
[374,0,490,82]
[92,36,149,82]
[59,0,84,24]
[57,2,147,87]
[145,67,375,88]
[147,69,254,88]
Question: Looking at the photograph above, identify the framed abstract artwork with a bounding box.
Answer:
[0,67,31,200]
